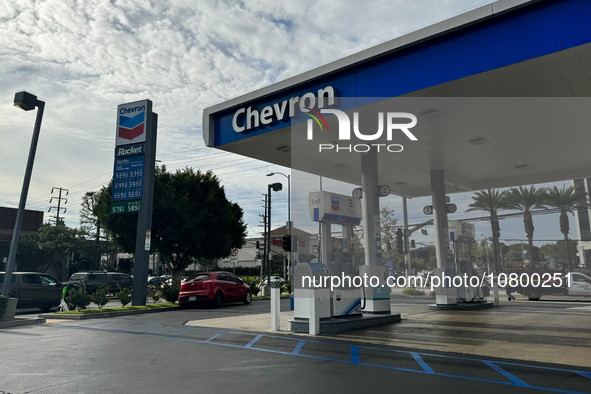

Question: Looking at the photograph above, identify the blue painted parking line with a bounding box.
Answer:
[292,340,305,355]
[411,352,434,374]
[245,335,263,348]
[483,360,529,387]
[351,346,359,364]
[57,322,591,394]
[170,327,195,337]
[203,332,225,343]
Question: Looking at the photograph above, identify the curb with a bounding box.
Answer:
[40,306,179,320]
[0,317,46,329]
[252,296,290,301]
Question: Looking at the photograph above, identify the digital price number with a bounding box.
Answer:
[112,156,144,201]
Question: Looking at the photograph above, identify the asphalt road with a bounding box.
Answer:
[2,299,591,394]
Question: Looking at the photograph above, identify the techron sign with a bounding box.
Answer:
[232,86,335,132]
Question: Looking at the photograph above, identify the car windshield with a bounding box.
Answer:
[188,274,210,282]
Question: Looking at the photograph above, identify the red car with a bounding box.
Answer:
[178,271,252,308]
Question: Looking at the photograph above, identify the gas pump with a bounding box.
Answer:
[294,192,364,323]
[327,225,362,316]
[449,221,484,303]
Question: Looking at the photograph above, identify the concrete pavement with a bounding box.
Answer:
[184,297,591,368]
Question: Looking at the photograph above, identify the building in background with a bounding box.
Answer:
[0,206,44,271]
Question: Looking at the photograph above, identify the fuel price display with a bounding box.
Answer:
[112,155,144,201]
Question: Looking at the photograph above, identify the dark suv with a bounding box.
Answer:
[65,272,133,294]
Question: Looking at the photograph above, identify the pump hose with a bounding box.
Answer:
[361,284,366,310]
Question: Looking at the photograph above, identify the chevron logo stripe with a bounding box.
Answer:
[118,123,144,140]
[119,112,145,129]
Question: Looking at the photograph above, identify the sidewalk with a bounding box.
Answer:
[185,299,591,368]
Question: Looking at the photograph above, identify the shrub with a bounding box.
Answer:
[0,295,8,317]
[148,284,161,303]
[91,284,110,309]
[115,284,132,307]
[402,288,425,296]
[160,282,180,303]
[66,279,92,311]
[281,280,291,294]
[244,278,260,296]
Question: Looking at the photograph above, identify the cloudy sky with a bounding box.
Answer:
[0,0,577,247]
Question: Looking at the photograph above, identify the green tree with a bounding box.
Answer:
[543,185,587,270]
[80,191,104,270]
[466,189,509,274]
[380,207,403,265]
[16,232,53,272]
[505,186,546,269]
[36,222,86,281]
[94,166,247,283]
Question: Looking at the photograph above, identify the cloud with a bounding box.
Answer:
[0,0,497,230]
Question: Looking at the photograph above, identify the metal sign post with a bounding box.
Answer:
[111,99,157,306]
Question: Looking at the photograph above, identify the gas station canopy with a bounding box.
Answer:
[203,0,591,198]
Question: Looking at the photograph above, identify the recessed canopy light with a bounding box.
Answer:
[420,108,444,118]
[276,145,291,153]
[335,163,352,170]
[469,137,489,145]
[514,164,529,170]
[394,181,408,186]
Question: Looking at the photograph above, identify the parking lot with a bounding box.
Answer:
[2,297,590,394]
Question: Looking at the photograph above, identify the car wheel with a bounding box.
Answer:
[213,292,224,308]
[179,302,190,309]
[528,290,540,301]
[39,306,52,312]
[244,291,252,304]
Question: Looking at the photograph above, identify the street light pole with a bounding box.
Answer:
[481,234,490,273]
[267,172,290,279]
[2,92,45,297]
[266,182,283,293]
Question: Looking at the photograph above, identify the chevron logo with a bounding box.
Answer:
[118,112,145,140]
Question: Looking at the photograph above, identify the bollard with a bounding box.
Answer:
[309,289,320,335]
[493,280,500,307]
[271,287,280,331]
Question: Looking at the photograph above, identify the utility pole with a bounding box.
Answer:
[48,187,68,224]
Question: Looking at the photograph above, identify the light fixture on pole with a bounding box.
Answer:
[267,172,291,279]
[2,92,45,297]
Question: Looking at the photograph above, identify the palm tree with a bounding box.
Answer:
[505,186,546,269]
[466,189,509,273]
[543,185,587,271]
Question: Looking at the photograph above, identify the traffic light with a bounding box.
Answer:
[256,241,260,250]
[282,234,291,251]
[410,239,415,249]
[396,228,404,254]
[387,242,392,251]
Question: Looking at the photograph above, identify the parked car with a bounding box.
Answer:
[178,271,251,308]
[260,275,285,287]
[147,276,166,286]
[64,271,133,294]
[0,272,63,311]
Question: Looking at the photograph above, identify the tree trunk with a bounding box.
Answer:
[564,233,573,271]
[61,249,71,282]
[95,223,101,270]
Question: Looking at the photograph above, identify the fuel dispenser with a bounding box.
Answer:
[449,221,486,303]
[294,191,365,324]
